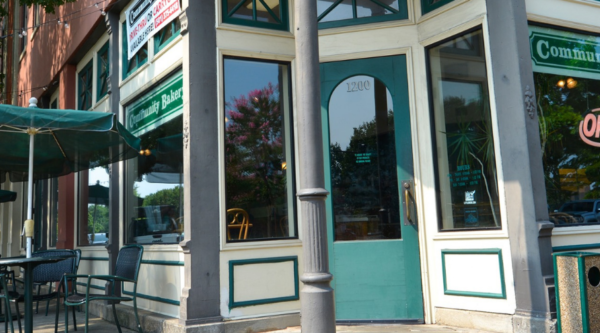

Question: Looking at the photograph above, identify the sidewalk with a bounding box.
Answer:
[267,324,495,333]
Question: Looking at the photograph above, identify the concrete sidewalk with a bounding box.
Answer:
[266,324,494,333]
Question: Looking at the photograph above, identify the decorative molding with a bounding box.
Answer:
[525,85,535,119]
[229,256,299,308]
[183,119,190,149]
[179,10,188,36]
[441,249,507,299]
[553,243,600,252]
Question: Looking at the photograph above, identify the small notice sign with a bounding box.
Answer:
[126,0,181,60]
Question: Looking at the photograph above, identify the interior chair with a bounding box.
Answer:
[0,272,20,333]
[227,208,252,240]
[12,249,78,333]
[62,244,144,333]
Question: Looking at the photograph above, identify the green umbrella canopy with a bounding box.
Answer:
[0,104,141,182]
[0,189,16,203]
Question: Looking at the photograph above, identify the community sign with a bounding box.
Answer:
[126,0,181,60]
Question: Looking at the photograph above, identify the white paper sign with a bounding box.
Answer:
[126,0,181,60]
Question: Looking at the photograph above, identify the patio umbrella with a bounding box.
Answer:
[0,98,141,257]
[0,189,16,203]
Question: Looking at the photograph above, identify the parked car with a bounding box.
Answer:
[551,200,600,224]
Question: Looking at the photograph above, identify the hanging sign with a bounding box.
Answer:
[127,70,183,137]
[529,26,600,80]
[126,0,181,60]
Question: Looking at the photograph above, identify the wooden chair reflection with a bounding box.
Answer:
[227,208,253,240]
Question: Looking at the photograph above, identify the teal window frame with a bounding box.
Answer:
[97,42,110,102]
[122,22,148,80]
[154,18,181,54]
[222,0,289,31]
[421,0,455,14]
[318,0,408,29]
[78,60,93,110]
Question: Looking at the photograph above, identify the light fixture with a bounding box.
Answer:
[21,28,27,36]
[95,2,99,7]
[101,10,106,16]
[567,78,577,89]
[557,80,565,88]
[64,21,69,28]
[281,161,287,170]
[42,86,48,91]
[18,32,23,38]
[139,149,152,156]
[57,19,62,25]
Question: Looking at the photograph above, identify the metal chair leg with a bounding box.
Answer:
[45,282,53,316]
[35,284,41,314]
[133,297,143,333]
[85,301,90,333]
[54,290,60,333]
[14,300,22,333]
[1,279,15,333]
[112,303,123,333]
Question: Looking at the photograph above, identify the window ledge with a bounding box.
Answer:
[432,229,508,241]
[552,223,600,236]
[119,62,150,88]
[152,34,183,62]
[222,238,302,251]
[317,18,413,37]
[563,0,600,8]
[217,23,294,39]
[93,94,110,109]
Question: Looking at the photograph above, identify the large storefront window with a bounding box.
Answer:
[224,57,296,242]
[125,71,184,244]
[530,25,600,226]
[427,29,501,231]
[78,167,110,246]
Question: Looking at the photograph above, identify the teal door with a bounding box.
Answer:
[321,55,423,321]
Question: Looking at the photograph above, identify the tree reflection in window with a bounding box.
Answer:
[224,58,296,241]
[536,73,600,225]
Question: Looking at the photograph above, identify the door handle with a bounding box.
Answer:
[402,180,415,226]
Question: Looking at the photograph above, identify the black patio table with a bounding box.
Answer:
[0,255,74,333]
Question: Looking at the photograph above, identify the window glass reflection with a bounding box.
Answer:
[224,57,296,242]
[78,167,110,246]
[428,29,501,230]
[329,75,401,241]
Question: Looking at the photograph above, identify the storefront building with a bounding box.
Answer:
[5,0,600,332]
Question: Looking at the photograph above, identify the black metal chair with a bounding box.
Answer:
[0,272,20,333]
[37,249,82,316]
[62,244,144,333]
[12,249,78,333]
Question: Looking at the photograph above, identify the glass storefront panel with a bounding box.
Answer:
[530,25,600,226]
[224,57,296,242]
[427,29,502,231]
[125,71,184,244]
[78,167,110,246]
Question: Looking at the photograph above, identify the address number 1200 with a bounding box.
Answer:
[347,80,371,92]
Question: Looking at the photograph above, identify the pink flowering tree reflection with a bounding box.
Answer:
[225,83,287,238]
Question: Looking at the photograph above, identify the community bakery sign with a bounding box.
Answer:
[530,27,600,76]
[127,70,183,136]
[126,0,181,60]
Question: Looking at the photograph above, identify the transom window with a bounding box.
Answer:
[122,22,148,79]
[154,18,181,54]
[78,60,93,110]
[421,0,455,14]
[97,43,109,101]
[317,0,407,29]
[222,0,289,31]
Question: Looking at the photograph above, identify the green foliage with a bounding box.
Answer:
[0,0,77,17]
[536,73,600,209]
[88,204,108,233]
[142,186,182,214]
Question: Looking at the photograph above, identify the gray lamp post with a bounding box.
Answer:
[294,1,336,332]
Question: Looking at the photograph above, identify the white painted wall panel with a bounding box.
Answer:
[444,253,503,294]
[233,261,295,302]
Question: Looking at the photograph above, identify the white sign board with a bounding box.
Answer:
[125,0,181,60]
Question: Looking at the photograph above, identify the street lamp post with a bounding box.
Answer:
[294,1,336,332]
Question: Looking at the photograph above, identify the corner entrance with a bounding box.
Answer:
[320,55,424,321]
